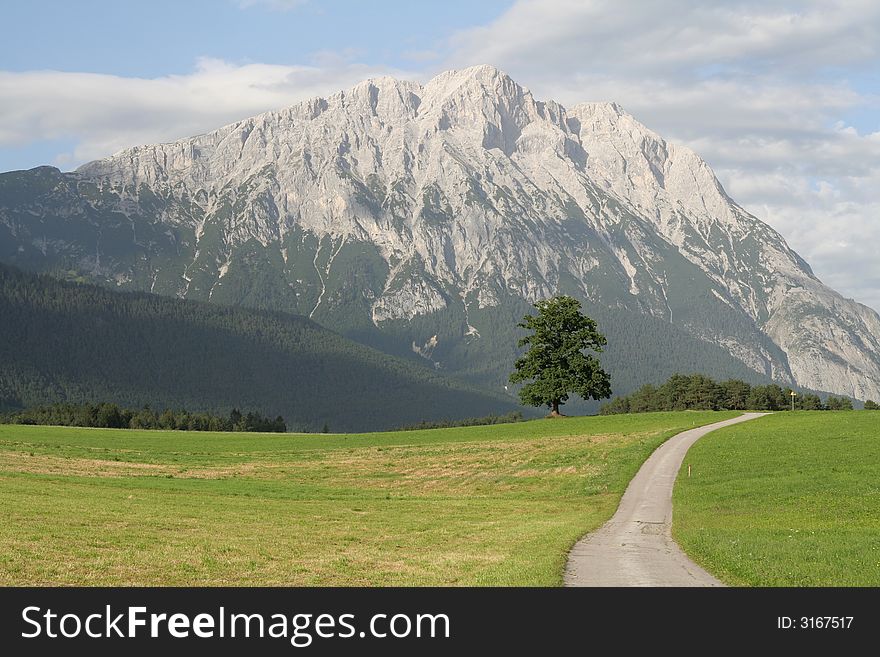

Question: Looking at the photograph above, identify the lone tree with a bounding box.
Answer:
[509,295,611,417]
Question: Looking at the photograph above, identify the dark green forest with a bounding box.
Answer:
[2,403,287,432]
[0,263,519,431]
[600,373,856,414]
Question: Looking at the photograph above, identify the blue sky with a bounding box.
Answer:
[1,1,511,79]
[0,0,878,311]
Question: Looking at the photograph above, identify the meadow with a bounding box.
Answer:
[674,411,880,586]
[0,411,736,586]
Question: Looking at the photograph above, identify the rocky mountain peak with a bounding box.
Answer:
[5,67,880,402]
[423,64,520,96]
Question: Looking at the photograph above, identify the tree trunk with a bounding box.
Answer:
[548,400,563,417]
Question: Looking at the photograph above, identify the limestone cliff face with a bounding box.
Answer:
[4,65,879,399]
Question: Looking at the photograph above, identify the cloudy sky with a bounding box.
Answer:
[2,0,878,311]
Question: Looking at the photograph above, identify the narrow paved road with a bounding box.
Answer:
[565,413,768,587]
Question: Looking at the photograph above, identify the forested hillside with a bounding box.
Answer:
[0,264,519,431]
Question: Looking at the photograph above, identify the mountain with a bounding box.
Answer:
[0,263,519,431]
[1,65,878,400]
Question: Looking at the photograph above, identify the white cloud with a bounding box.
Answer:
[0,58,411,166]
[718,164,880,304]
[448,0,880,75]
[442,0,880,312]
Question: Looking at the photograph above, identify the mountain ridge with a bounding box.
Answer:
[2,65,878,400]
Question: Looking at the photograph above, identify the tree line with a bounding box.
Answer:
[396,411,525,431]
[600,373,856,414]
[1,403,287,433]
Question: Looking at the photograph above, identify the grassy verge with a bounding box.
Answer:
[0,411,737,586]
[674,411,880,586]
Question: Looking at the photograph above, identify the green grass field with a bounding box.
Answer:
[0,411,736,586]
[674,411,880,586]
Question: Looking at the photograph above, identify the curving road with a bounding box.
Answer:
[564,413,768,587]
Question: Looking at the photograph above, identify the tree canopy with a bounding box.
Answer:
[600,373,856,414]
[509,296,611,416]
